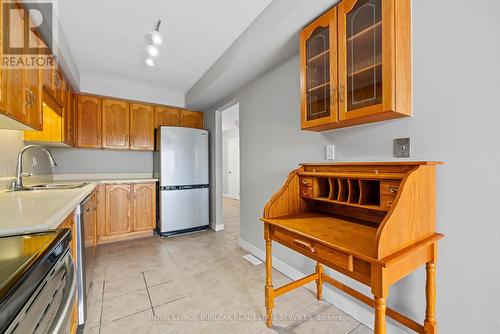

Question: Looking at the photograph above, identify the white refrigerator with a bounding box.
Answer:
[154,127,209,236]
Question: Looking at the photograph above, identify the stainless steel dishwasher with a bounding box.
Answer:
[0,229,76,334]
[75,193,97,330]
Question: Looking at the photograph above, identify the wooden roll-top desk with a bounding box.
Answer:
[261,162,443,334]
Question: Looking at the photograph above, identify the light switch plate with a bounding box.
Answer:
[326,145,335,160]
[394,138,410,158]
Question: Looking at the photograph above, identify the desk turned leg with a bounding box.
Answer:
[424,261,437,333]
[374,297,387,334]
[315,262,323,300]
[265,239,274,328]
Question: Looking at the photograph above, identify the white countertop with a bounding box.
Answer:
[0,178,158,237]
[65,178,158,184]
[0,183,97,237]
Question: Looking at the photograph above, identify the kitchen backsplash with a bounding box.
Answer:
[0,130,155,190]
[0,129,53,190]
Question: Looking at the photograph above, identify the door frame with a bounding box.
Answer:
[212,99,241,232]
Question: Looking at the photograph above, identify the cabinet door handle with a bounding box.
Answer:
[25,88,33,108]
[31,90,36,107]
[339,83,345,103]
[25,88,30,107]
[292,239,316,253]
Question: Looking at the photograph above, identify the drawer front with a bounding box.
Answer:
[380,180,400,209]
[273,228,353,272]
[300,186,312,199]
[299,177,313,187]
[315,243,354,272]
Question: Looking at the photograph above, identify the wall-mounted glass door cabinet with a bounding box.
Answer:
[300,0,411,131]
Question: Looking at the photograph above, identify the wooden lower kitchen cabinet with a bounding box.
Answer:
[97,182,156,244]
[105,184,132,236]
[132,183,156,231]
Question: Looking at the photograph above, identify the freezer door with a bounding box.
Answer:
[159,127,209,186]
[159,187,209,233]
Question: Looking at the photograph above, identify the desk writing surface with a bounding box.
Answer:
[263,213,378,259]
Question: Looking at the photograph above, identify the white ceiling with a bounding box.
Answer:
[57,0,272,98]
[186,0,339,110]
[222,103,239,133]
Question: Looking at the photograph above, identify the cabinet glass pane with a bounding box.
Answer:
[306,27,330,121]
[347,0,382,112]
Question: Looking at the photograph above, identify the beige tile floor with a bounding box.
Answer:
[84,198,372,334]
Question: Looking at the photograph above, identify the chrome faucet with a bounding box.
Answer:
[12,145,57,191]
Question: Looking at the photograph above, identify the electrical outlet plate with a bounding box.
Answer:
[326,145,335,160]
[394,138,410,158]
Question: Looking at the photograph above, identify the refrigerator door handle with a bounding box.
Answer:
[160,184,209,191]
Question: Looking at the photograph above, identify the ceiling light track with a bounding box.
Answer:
[145,19,163,67]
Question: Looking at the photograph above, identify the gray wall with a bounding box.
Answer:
[0,130,53,188]
[193,1,500,332]
[50,148,153,174]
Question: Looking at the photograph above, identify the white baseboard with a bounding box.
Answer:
[238,239,409,334]
[210,223,224,232]
[223,193,240,200]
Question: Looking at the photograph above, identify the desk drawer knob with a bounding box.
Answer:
[387,186,399,193]
[300,188,312,198]
[300,178,312,186]
[292,239,316,253]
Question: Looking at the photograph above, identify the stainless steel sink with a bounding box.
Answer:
[17,183,89,191]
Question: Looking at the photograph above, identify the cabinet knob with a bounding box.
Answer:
[388,186,399,194]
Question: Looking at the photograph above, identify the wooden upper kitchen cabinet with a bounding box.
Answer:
[102,98,130,150]
[42,59,54,96]
[0,0,7,113]
[179,110,203,129]
[76,95,102,148]
[300,0,411,131]
[105,184,132,236]
[300,9,338,130]
[132,183,156,231]
[53,69,64,106]
[155,106,180,128]
[24,27,43,130]
[130,103,154,150]
[5,6,28,125]
[63,82,76,146]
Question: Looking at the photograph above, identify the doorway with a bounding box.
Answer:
[220,102,240,233]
